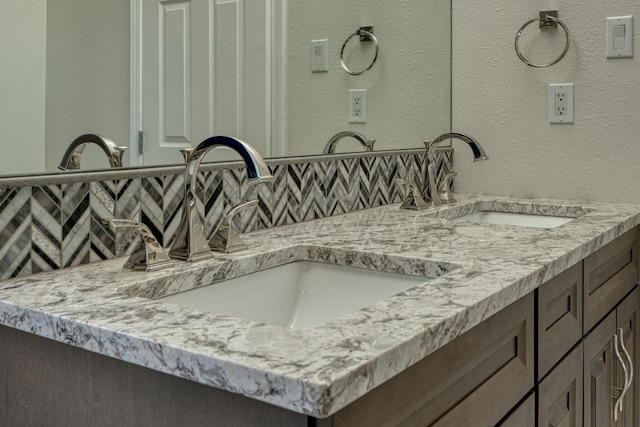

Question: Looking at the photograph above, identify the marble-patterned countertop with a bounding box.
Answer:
[1,194,640,418]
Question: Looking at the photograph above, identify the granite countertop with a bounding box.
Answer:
[1,194,640,418]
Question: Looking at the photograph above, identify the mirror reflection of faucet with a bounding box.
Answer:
[424,132,488,207]
[58,134,127,171]
[323,131,375,154]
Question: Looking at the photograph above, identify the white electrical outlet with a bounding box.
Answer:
[348,89,367,123]
[549,83,574,124]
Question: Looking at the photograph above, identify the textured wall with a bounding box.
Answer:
[453,0,640,203]
[45,0,130,172]
[286,0,451,156]
[0,1,47,175]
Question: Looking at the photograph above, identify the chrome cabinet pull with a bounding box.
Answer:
[617,328,634,417]
[612,332,630,421]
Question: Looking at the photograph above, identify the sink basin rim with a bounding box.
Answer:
[426,200,594,228]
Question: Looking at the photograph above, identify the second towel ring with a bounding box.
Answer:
[340,27,379,76]
[515,12,571,68]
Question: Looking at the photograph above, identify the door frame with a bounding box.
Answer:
[129,0,284,167]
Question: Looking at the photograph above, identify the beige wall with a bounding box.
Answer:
[45,0,130,172]
[285,0,451,156]
[0,1,47,175]
[453,0,640,203]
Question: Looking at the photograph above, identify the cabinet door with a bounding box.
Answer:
[584,311,616,427]
[538,263,583,379]
[539,343,583,427]
[615,287,639,427]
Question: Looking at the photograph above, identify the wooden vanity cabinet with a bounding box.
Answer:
[537,227,640,427]
[328,293,534,427]
[1,228,638,426]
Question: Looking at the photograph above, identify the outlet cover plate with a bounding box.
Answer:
[348,89,367,123]
[549,83,574,124]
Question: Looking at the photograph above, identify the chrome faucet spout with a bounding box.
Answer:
[168,135,274,262]
[58,134,127,171]
[425,132,488,206]
[323,131,375,154]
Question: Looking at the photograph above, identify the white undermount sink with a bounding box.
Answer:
[451,211,575,228]
[428,201,593,229]
[156,261,428,329]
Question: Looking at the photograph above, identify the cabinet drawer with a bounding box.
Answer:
[538,263,583,379]
[538,342,583,427]
[331,293,534,427]
[584,227,639,333]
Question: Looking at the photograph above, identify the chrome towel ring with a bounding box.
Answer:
[340,26,379,76]
[515,11,570,68]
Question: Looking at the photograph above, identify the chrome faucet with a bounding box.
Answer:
[425,132,488,206]
[168,136,274,262]
[323,131,375,154]
[58,134,127,171]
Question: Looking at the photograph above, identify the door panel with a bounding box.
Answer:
[139,0,272,166]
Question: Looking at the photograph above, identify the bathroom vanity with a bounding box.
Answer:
[0,194,639,426]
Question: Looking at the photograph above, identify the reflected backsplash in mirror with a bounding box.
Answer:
[0,0,450,177]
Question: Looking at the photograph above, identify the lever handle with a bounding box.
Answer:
[396,178,428,211]
[103,219,175,271]
[438,172,458,204]
[209,200,259,253]
[224,199,259,224]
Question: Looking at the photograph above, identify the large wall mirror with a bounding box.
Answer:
[0,0,451,177]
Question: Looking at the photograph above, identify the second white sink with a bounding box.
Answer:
[427,201,593,229]
[451,211,575,228]
[156,261,428,329]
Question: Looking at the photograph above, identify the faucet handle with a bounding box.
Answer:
[209,199,259,253]
[109,146,128,168]
[103,219,175,272]
[437,172,457,204]
[396,178,428,211]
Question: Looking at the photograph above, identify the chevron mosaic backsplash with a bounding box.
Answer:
[0,150,452,280]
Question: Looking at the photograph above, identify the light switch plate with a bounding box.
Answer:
[606,16,633,58]
[311,39,329,72]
